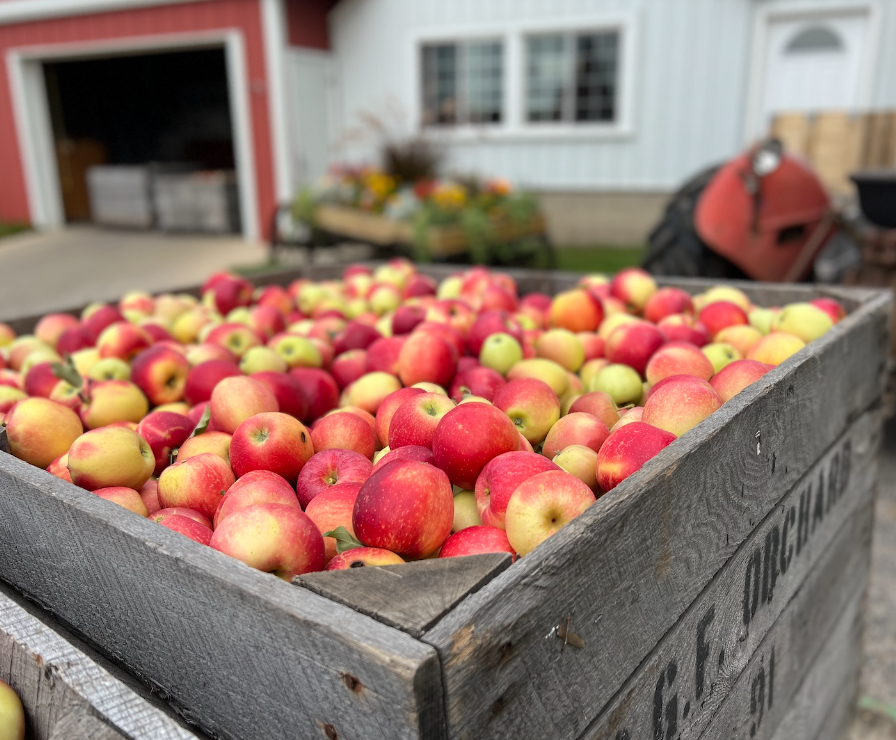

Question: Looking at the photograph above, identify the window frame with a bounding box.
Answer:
[412,13,636,142]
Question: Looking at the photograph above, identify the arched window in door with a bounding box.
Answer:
[785,26,844,54]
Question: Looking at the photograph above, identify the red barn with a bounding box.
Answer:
[0,0,336,240]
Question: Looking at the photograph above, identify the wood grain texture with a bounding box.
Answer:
[0,587,197,740]
[421,291,890,740]
[0,453,445,740]
[693,498,872,740]
[47,712,129,740]
[572,411,878,740]
[295,554,512,637]
[0,427,7,454]
[764,590,863,740]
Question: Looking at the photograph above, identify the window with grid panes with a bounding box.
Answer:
[421,40,503,126]
[526,30,619,124]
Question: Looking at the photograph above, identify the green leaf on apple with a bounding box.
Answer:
[188,406,211,440]
[51,357,83,390]
[323,526,364,554]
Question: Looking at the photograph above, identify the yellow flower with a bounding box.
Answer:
[433,182,467,210]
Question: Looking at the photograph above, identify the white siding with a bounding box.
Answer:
[328,0,755,191]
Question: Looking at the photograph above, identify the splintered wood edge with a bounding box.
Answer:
[294,554,513,637]
[0,428,6,454]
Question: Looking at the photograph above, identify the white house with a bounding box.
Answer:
[292,0,896,245]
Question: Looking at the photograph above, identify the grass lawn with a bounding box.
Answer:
[553,245,647,274]
[0,223,29,241]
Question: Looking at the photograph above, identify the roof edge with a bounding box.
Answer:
[0,0,209,27]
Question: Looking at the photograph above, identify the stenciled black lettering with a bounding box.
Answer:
[769,647,775,709]
[743,548,762,626]
[840,439,852,494]
[750,665,766,737]
[653,661,678,740]
[780,507,795,574]
[796,486,810,555]
[812,472,825,533]
[762,527,780,604]
[695,605,715,702]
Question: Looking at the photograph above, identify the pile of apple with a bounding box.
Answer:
[0,261,844,580]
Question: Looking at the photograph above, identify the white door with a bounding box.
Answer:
[758,10,870,133]
[286,50,337,190]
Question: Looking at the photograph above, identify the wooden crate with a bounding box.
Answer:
[0,578,198,739]
[0,267,891,740]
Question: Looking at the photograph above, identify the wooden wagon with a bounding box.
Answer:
[0,265,891,740]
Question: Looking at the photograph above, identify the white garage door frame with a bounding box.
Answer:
[5,29,260,240]
[742,0,882,144]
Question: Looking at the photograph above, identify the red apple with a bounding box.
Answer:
[184,360,243,407]
[310,411,376,460]
[542,412,610,458]
[230,412,314,485]
[215,470,300,528]
[289,368,340,422]
[596,421,677,490]
[209,376,279,434]
[304,482,362,563]
[131,345,190,407]
[449,366,506,403]
[206,322,261,359]
[605,321,665,377]
[176,430,232,464]
[645,341,715,386]
[492,377,560,445]
[4,398,83,469]
[325,547,405,570]
[642,376,723,437]
[375,387,425,447]
[93,486,149,517]
[136,411,195,476]
[157,452,236,520]
[372,445,436,472]
[438,525,517,560]
[296,448,373,508]
[699,301,749,339]
[475,451,560,529]
[96,321,153,361]
[388,392,456,450]
[710,359,772,403]
[249,371,308,421]
[397,331,457,388]
[67,426,154,491]
[154,513,213,545]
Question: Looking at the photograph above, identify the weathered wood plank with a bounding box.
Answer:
[0,584,198,739]
[47,712,129,740]
[421,290,890,740]
[572,410,878,740]
[0,453,445,740]
[0,427,7,454]
[693,497,871,740]
[295,554,512,637]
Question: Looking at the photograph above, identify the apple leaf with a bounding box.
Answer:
[51,358,83,390]
[188,406,211,440]
[323,526,364,554]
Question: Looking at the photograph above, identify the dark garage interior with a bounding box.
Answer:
[43,47,236,224]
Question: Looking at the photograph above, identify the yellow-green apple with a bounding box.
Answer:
[209,376,278,434]
[347,371,402,415]
[239,346,287,375]
[372,446,390,465]
[605,321,665,376]
[810,297,846,324]
[47,453,73,483]
[698,301,749,339]
[370,283,402,315]
[504,470,596,555]
[173,308,215,345]
[331,350,368,390]
[93,486,149,517]
[610,406,644,431]
[437,275,463,299]
[136,411,194,476]
[432,402,521,490]
[206,322,261,359]
[535,329,585,372]
[549,289,604,332]
[610,268,657,314]
[184,360,243,407]
[644,287,694,323]
[449,366,506,403]
[474,451,559,529]
[0,387,19,414]
[542,412,610,458]
[748,307,778,335]
[139,478,161,514]
[568,391,619,429]
[452,490,481,532]
[439,525,516,560]
[153,511,213,545]
[0,323,15,347]
[82,304,126,343]
[7,336,49,371]
[304,482,362,563]
[467,310,523,357]
[590,363,642,405]
[96,322,153,361]
[289,368,339,421]
[552,444,601,493]
[642,376,723,437]
[388,392,456,450]
[250,371,308,420]
[215,470,300,528]
[656,313,710,347]
[645,342,715,386]
[746,332,806,366]
[702,286,752,312]
[310,411,376,460]
[579,358,610,389]
[79,380,149,429]
[230,411,314,485]
[35,312,80,348]
[119,290,155,318]
[372,444,435,472]
[131,345,190,406]
[0,677,25,740]
[4,397,82,468]
[492,377,560,446]
[325,547,405,570]
[87,357,132,382]
[296,448,373,508]
[353,460,454,559]
[596,421,677,490]
[714,325,762,357]
[710,359,772,403]
[364,336,405,375]
[68,427,154,491]
[479,333,523,375]
[154,293,193,323]
[702,342,742,373]
[375,387,425,447]
[158,451,236,520]
[176,430,232,464]
[397,331,457,388]
[505,358,569,397]
[771,302,833,342]
[411,382,448,395]
[268,333,322,369]
[210,503,325,578]
[186,342,237,368]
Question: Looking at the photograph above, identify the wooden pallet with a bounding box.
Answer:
[0,267,891,740]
